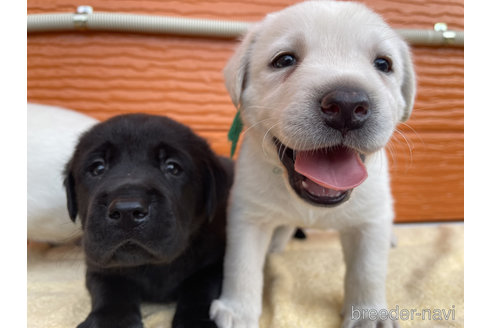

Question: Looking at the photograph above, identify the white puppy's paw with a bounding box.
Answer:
[342,313,400,328]
[210,299,259,328]
[342,305,400,328]
[342,318,400,328]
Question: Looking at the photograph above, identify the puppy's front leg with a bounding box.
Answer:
[173,262,223,328]
[268,225,296,253]
[340,222,398,328]
[211,217,275,328]
[78,272,143,328]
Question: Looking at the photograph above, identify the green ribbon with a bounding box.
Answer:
[227,110,243,158]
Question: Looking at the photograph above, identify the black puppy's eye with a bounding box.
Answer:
[164,161,182,176]
[374,57,392,73]
[272,53,297,69]
[89,160,106,177]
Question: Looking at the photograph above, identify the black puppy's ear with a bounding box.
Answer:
[204,157,233,222]
[63,161,78,222]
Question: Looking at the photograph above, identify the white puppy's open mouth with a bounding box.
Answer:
[273,138,368,206]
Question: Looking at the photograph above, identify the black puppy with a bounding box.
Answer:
[64,114,233,328]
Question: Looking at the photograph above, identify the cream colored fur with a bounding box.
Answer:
[211,1,415,328]
[27,103,98,243]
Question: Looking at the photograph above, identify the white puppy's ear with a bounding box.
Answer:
[399,40,417,122]
[223,24,259,109]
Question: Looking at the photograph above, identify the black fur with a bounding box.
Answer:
[293,228,307,240]
[64,114,233,328]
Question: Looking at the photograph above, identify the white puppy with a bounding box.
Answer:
[211,1,415,328]
[27,103,98,243]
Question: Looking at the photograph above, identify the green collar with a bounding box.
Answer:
[227,111,243,157]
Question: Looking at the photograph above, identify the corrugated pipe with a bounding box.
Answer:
[27,6,464,47]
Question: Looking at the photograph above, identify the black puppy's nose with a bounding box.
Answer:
[320,88,371,135]
[108,198,149,225]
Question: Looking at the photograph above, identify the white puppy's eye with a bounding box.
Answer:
[89,160,106,177]
[374,57,392,73]
[272,53,297,69]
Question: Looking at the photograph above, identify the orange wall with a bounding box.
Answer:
[27,0,464,222]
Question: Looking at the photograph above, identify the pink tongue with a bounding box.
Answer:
[294,148,368,191]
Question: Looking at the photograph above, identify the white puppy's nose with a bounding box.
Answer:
[320,88,371,136]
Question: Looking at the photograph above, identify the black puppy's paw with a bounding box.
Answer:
[77,312,143,328]
[172,316,218,328]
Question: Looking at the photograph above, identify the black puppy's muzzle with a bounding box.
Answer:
[88,178,167,235]
[107,197,149,228]
[85,182,176,267]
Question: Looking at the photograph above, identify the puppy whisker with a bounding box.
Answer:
[393,127,414,167]
[242,117,277,136]
[399,121,424,144]
[385,140,397,170]
[261,121,282,158]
